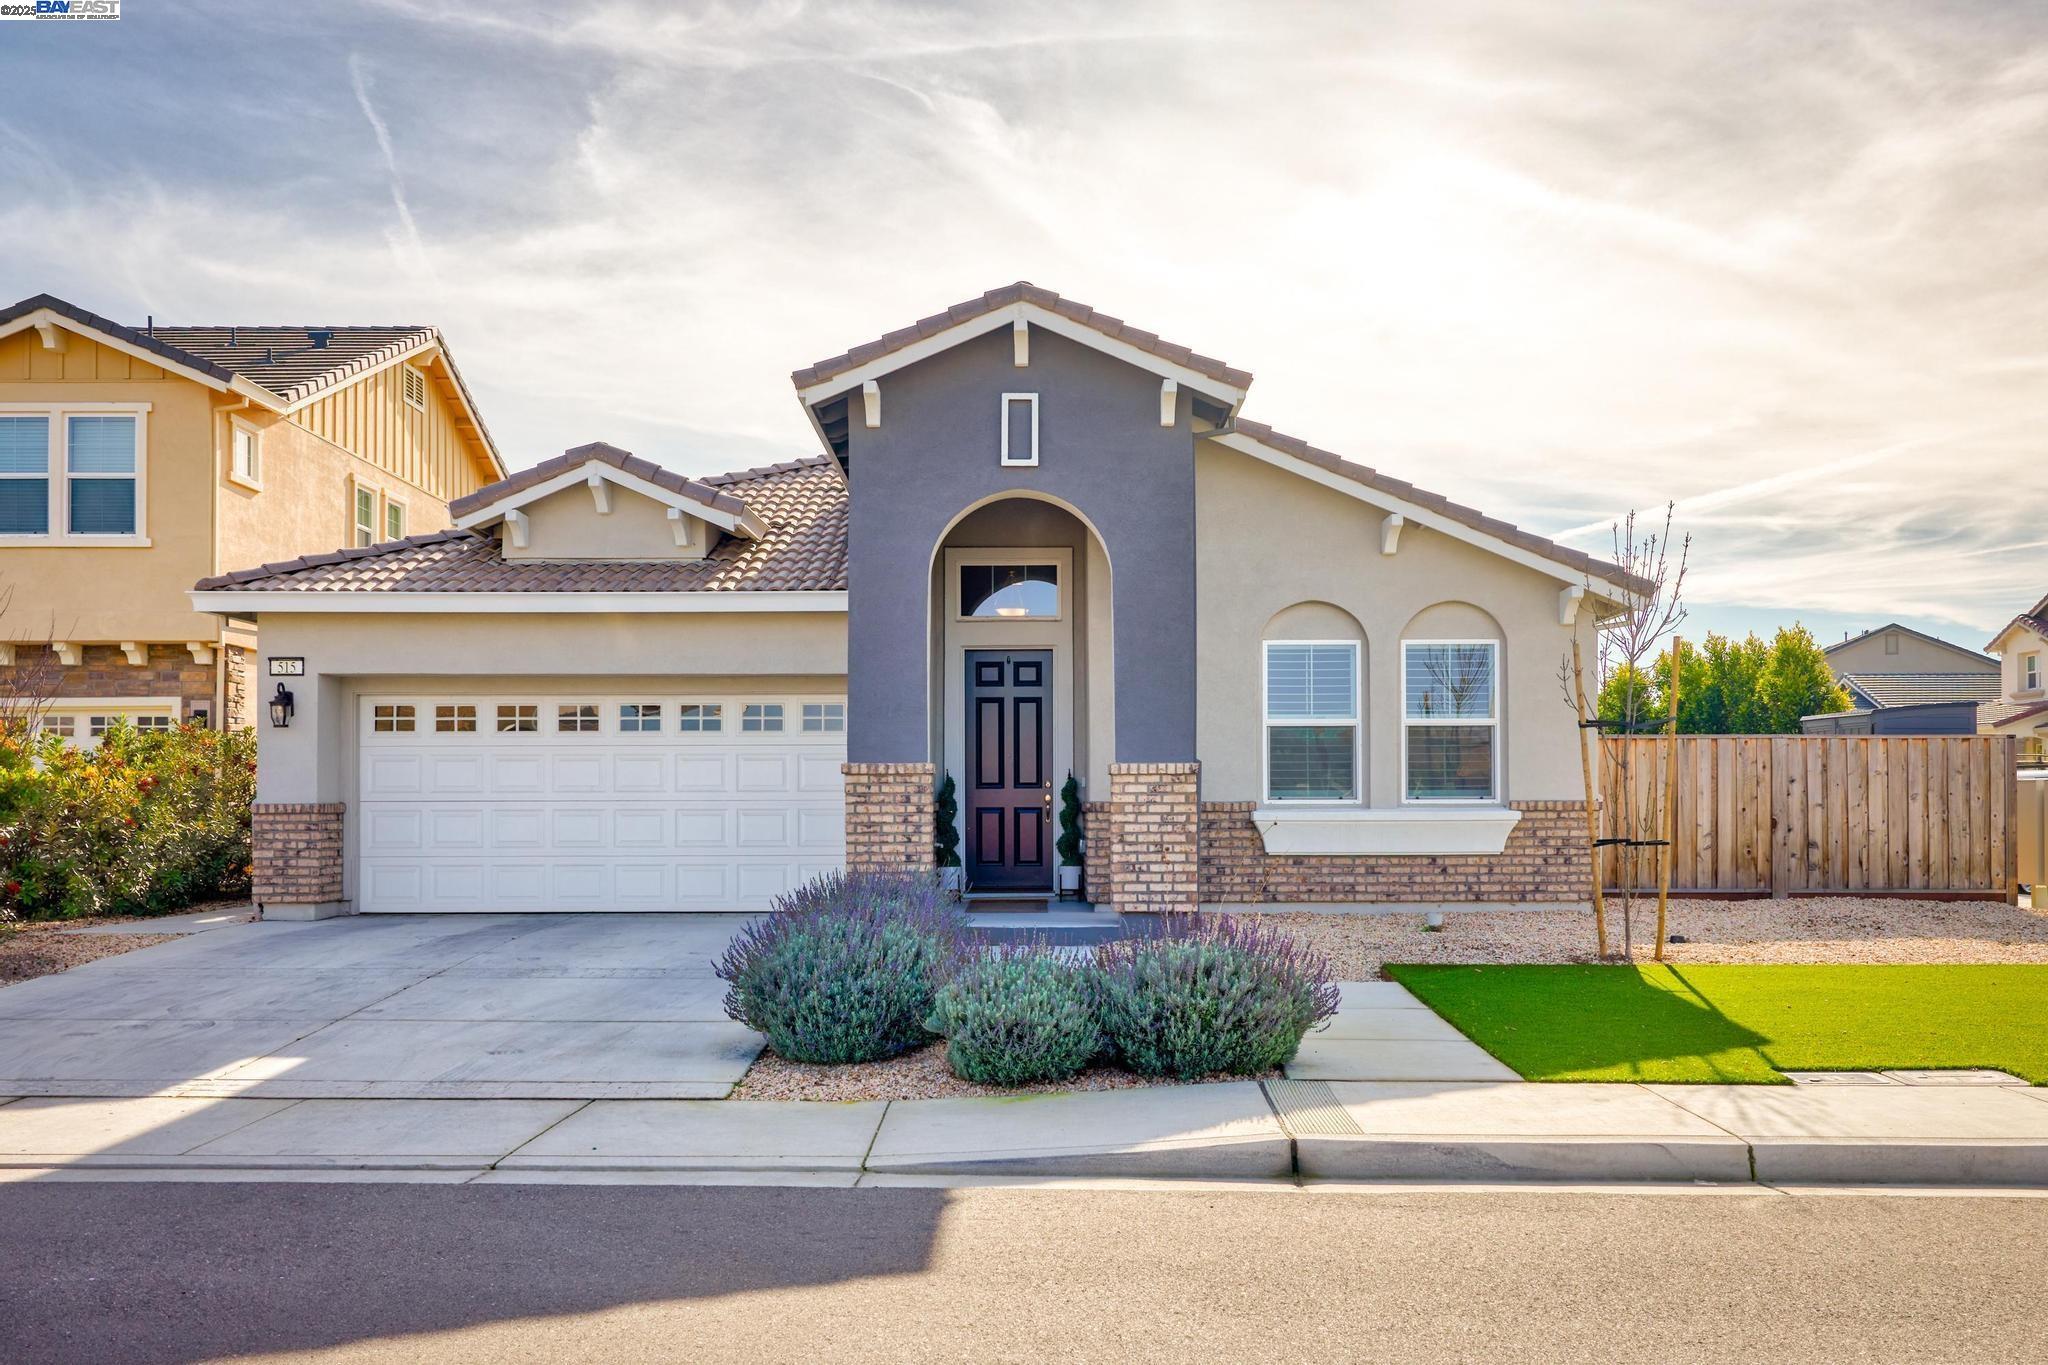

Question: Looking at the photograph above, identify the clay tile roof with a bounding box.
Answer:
[1840,672,2003,709]
[789,282,1254,393]
[1227,420,1652,596]
[447,441,753,522]
[194,456,846,595]
[1987,612,2048,653]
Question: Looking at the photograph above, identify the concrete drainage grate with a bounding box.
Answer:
[1264,1079,1365,1137]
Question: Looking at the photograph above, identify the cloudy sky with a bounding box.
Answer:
[4,0,2044,648]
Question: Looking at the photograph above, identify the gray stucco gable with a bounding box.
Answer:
[839,323,1199,764]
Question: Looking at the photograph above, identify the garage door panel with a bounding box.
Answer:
[358,695,844,912]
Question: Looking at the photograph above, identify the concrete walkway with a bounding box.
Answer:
[1286,980,1517,1082]
[3,1077,2046,1186]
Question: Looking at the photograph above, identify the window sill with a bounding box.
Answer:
[0,534,151,548]
[227,471,263,493]
[1252,805,1523,856]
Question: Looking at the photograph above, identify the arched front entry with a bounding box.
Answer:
[927,493,1113,894]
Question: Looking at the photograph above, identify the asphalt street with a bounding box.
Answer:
[5,1180,2044,1363]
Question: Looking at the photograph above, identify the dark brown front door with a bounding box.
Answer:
[965,650,1052,892]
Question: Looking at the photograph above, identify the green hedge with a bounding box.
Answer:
[0,721,255,920]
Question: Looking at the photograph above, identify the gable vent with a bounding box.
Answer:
[402,364,427,410]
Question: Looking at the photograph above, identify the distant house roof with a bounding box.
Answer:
[1840,672,2002,710]
[0,293,504,476]
[1986,612,2048,655]
[1980,699,2048,729]
[1822,621,1995,667]
[192,456,844,597]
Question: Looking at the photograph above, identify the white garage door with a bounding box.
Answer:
[356,692,845,913]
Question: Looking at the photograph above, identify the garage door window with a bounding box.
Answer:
[743,703,784,733]
[679,703,722,732]
[435,704,477,734]
[557,703,599,733]
[496,704,538,733]
[620,703,662,733]
[373,704,415,733]
[803,703,844,733]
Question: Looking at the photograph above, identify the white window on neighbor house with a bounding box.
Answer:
[496,704,537,733]
[231,421,262,487]
[1263,641,1359,802]
[678,703,722,732]
[619,703,662,733]
[133,715,174,734]
[354,485,378,547]
[803,702,844,733]
[403,364,427,411]
[557,703,600,733]
[1402,640,1499,803]
[372,704,415,733]
[36,714,76,742]
[0,408,147,541]
[2026,654,2041,692]
[386,497,407,541]
[743,703,783,733]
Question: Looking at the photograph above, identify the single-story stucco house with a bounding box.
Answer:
[190,283,1647,919]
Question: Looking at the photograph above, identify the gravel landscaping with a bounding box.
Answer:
[733,1042,1277,1102]
[0,921,182,987]
[1246,897,2048,979]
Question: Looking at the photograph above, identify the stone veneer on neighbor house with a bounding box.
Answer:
[0,642,253,726]
[842,762,938,875]
[1197,800,1590,903]
[250,802,346,906]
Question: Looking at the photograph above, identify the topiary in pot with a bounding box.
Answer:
[1055,773,1083,896]
[1095,913,1340,1079]
[927,943,1102,1086]
[934,773,963,895]
[716,871,969,1064]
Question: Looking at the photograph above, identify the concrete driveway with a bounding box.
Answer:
[0,915,763,1099]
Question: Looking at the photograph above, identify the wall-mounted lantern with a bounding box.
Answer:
[268,683,295,729]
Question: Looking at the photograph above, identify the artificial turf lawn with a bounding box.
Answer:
[1382,963,2048,1085]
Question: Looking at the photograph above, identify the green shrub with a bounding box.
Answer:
[1095,914,1340,1078]
[715,871,968,1064]
[0,721,255,921]
[927,944,1102,1085]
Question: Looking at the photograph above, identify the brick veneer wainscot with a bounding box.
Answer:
[843,762,938,875]
[252,802,346,904]
[1198,800,1589,903]
[1107,763,1200,913]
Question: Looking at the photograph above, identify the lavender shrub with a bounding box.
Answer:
[716,871,969,1064]
[1095,914,1340,1078]
[926,943,1102,1085]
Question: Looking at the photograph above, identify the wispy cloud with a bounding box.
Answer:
[2,0,2043,642]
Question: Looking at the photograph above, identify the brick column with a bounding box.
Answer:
[1081,799,1117,908]
[252,802,346,918]
[1107,762,1200,914]
[843,762,937,875]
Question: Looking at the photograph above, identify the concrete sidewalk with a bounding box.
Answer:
[3,1078,2045,1186]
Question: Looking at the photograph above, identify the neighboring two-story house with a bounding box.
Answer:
[0,294,504,739]
[1804,622,2003,735]
[1984,600,2048,764]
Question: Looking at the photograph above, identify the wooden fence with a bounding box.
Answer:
[1599,735,2018,898]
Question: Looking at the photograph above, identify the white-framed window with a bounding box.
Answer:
[1000,392,1039,467]
[803,702,844,733]
[403,364,427,411]
[1402,640,1499,803]
[37,714,76,740]
[372,703,415,733]
[557,703,600,733]
[434,703,477,734]
[0,406,149,542]
[1262,641,1359,802]
[678,703,722,732]
[496,704,537,733]
[619,702,662,733]
[354,485,378,547]
[386,497,407,540]
[2026,654,2041,692]
[230,419,262,488]
[743,703,784,733]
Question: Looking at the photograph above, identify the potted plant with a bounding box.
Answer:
[1055,772,1084,898]
[934,772,964,896]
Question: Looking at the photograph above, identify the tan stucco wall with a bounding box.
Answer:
[1996,633,2047,703]
[0,330,218,644]
[501,482,709,561]
[1826,629,1996,677]
[1194,441,1596,805]
[250,609,848,804]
